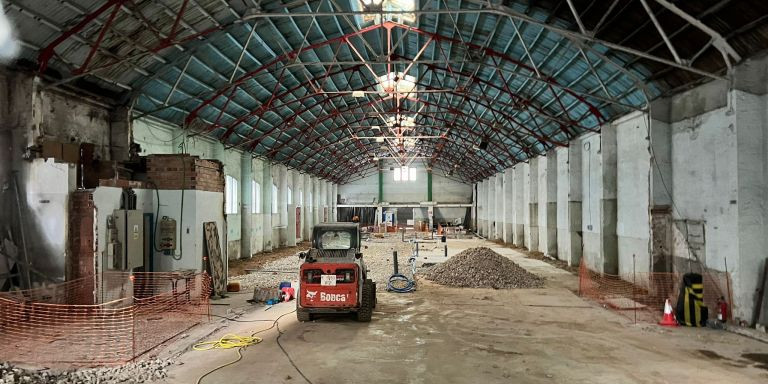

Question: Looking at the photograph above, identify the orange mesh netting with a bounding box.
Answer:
[578,261,731,323]
[0,272,211,365]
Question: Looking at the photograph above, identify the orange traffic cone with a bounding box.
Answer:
[659,299,678,327]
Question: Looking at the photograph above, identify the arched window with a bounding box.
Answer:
[288,187,293,205]
[272,183,278,214]
[252,181,261,214]
[225,175,239,214]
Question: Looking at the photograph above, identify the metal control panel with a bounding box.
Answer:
[113,209,144,270]
[159,216,177,251]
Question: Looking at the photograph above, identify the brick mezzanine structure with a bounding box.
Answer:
[146,154,224,192]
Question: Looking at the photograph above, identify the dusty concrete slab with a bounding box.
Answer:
[155,238,768,384]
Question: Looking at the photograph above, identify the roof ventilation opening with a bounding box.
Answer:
[360,0,416,24]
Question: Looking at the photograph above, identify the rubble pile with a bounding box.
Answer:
[0,359,172,384]
[422,247,544,289]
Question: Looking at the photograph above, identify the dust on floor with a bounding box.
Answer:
[157,237,768,384]
[228,242,310,277]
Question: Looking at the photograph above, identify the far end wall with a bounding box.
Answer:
[338,165,472,204]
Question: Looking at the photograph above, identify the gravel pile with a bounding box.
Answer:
[0,359,172,384]
[231,235,413,292]
[422,247,544,289]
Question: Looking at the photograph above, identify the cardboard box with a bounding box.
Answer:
[62,143,80,163]
[41,141,63,159]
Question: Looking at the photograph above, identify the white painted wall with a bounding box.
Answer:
[92,187,225,274]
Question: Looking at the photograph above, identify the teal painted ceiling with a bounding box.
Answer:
[6,0,764,183]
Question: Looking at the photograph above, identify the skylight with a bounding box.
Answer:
[360,0,416,24]
[386,116,415,129]
[377,72,417,97]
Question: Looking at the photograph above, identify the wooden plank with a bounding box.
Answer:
[203,222,226,297]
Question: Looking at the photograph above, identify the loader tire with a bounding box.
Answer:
[357,280,374,322]
[372,281,377,308]
[297,307,312,322]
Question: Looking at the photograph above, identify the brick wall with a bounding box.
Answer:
[146,154,224,192]
[67,191,97,282]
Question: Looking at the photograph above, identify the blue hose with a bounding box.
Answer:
[387,273,416,293]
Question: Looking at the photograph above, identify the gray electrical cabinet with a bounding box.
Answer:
[113,209,144,271]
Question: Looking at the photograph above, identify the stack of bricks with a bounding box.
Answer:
[146,154,224,192]
[67,190,96,304]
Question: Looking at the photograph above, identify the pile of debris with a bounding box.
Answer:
[422,247,544,289]
[0,359,172,384]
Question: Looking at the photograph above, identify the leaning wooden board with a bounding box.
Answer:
[203,222,226,297]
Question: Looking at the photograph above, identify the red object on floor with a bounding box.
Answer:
[659,299,678,327]
[281,287,295,301]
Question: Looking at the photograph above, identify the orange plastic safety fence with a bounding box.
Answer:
[578,261,731,323]
[0,272,211,365]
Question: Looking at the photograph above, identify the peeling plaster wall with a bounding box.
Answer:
[2,71,115,281]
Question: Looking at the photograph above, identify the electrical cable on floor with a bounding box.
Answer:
[388,255,417,293]
[387,273,416,293]
[194,309,314,384]
[193,334,263,351]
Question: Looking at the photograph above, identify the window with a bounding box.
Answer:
[252,181,261,214]
[394,166,417,181]
[225,175,239,214]
[287,187,293,205]
[318,230,353,250]
[272,184,278,214]
[360,0,416,23]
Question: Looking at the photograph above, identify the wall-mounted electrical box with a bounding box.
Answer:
[113,209,144,270]
[159,216,177,251]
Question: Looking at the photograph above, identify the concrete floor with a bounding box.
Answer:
[157,239,768,384]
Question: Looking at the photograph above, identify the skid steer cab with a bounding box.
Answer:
[297,223,376,322]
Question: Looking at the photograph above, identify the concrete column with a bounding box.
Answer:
[303,174,312,241]
[537,156,548,254]
[487,176,495,238]
[477,181,485,236]
[495,174,503,240]
[291,171,302,241]
[262,162,273,251]
[616,112,652,282]
[503,168,514,243]
[320,181,327,222]
[312,177,320,227]
[512,164,525,246]
[325,181,333,223]
[472,183,478,231]
[556,145,583,266]
[240,155,252,259]
[581,126,618,275]
[545,151,558,257]
[733,90,767,321]
[277,166,288,247]
[332,183,338,222]
[525,160,538,251]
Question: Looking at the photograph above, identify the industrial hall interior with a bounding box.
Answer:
[1,0,768,383]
